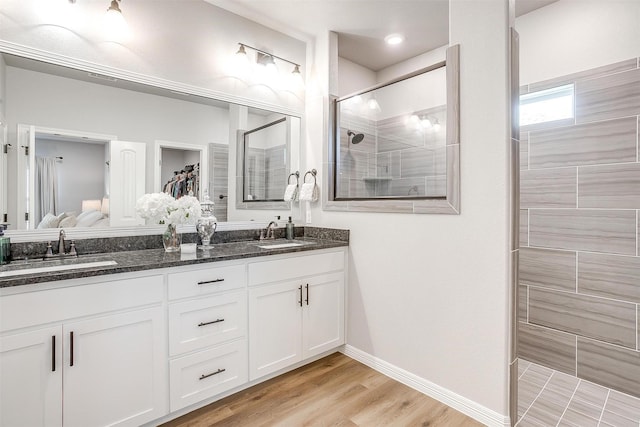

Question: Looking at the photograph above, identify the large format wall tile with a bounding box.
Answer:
[529,209,637,255]
[519,285,527,322]
[576,68,640,123]
[521,168,576,208]
[578,163,640,209]
[577,338,640,397]
[529,288,636,348]
[529,58,639,92]
[578,253,640,303]
[518,322,576,375]
[520,247,576,291]
[528,117,637,169]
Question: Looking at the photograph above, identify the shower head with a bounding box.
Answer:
[347,130,364,144]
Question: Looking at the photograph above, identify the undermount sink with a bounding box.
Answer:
[254,240,316,249]
[0,260,118,278]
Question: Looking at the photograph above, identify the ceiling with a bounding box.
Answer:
[210,0,559,71]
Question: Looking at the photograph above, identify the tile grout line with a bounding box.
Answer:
[555,379,581,427]
[598,389,611,426]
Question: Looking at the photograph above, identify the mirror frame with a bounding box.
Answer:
[0,43,304,242]
[325,44,460,215]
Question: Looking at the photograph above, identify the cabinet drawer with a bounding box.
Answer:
[0,275,163,332]
[168,291,246,356]
[168,263,246,300]
[248,250,344,286]
[169,340,247,412]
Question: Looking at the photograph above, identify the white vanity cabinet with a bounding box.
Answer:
[0,275,167,427]
[248,250,345,380]
[167,261,248,412]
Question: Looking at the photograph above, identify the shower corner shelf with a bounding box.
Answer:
[362,177,393,183]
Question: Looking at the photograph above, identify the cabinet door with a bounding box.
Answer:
[302,272,345,359]
[248,281,303,381]
[0,326,62,427]
[62,307,167,427]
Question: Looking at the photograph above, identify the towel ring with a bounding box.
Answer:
[303,169,317,184]
[287,171,300,185]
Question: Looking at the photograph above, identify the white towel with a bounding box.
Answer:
[299,183,318,202]
[283,184,298,201]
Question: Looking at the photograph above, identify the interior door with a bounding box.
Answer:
[15,124,35,229]
[109,140,146,227]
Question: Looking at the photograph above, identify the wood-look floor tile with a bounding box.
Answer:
[566,396,603,419]
[557,408,599,427]
[604,390,640,422]
[162,353,482,427]
[573,380,609,409]
[599,410,638,427]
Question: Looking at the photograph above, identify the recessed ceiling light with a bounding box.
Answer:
[384,33,404,45]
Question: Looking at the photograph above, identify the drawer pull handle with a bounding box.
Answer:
[305,283,309,306]
[199,368,225,380]
[69,331,74,367]
[197,278,225,285]
[51,335,56,372]
[298,285,303,307]
[198,318,225,327]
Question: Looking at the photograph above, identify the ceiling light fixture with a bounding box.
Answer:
[384,33,405,45]
[236,43,302,76]
[104,0,129,41]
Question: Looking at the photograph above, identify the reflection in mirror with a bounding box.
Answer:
[243,117,288,202]
[334,63,447,200]
[0,52,302,234]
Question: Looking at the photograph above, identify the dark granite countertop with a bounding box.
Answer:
[0,232,348,288]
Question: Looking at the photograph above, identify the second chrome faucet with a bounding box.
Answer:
[44,229,78,259]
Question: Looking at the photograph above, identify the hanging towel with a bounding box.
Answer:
[299,182,318,202]
[283,184,298,201]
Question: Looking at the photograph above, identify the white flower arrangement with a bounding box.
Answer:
[135,192,202,225]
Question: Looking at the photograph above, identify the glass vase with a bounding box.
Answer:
[162,224,181,252]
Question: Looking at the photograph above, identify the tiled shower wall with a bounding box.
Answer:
[337,106,446,198]
[518,58,640,398]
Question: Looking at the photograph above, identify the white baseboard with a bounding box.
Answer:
[341,345,511,427]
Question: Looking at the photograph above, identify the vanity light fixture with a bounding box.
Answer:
[420,116,432,129]
[235,43,302,76]
[432,119,442,132]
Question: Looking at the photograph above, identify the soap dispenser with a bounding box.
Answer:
[285,217,295,240]
[0,224,10,265]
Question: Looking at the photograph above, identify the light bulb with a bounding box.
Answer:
[104,0,129,42]
[367,99,381,111]
[420,117,432,129]
[433,122,442,132]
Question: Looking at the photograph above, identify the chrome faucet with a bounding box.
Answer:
[260,217,280,240]
[58,229,66,255]
[44,229,78,258]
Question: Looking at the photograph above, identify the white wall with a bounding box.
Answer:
[337,57,377,97]
[308,0,512,421]
[516,0,640,85]
[377,45,448,83]
[0,0,306,114]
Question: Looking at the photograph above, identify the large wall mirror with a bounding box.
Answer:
[327,44,459,214]
[0,52,302,238]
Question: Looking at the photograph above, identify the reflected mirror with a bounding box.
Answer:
[0,52,302,233]
[243,117,289,202]
[335,64,447,200]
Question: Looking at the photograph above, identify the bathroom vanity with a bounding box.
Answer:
[0,231,348,427]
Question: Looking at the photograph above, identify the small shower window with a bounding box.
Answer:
[520,84,574,126]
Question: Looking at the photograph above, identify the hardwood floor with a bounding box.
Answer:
[162,352,484,427]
